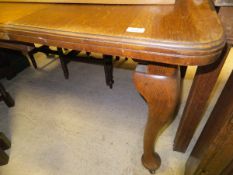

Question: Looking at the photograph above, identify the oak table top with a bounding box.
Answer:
[0,0,176,4]
[0,0,225,66]
[0,1,226,173]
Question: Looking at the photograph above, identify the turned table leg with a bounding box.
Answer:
[133,64,180,173]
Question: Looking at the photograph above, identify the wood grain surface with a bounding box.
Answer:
[0,0,175,4]
[0,1,226,172]
[185,70,233,175]
[0,0,225,66]
[219,7,233,44]
[133,64,180,173]
[173,44,230,152]
[173,6,233,153]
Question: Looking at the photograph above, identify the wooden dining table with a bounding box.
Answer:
[0,0,225,173]
[173,0,233,153]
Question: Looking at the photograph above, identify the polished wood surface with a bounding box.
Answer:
[0,0,225,65]
[221,159,233,175]
[185,70,233,175]
[0,0,226,172]
[0,133,11,151]
[0,149,8,166]
[219,7,233,44]
[133,64,180,173]
[173,6,233,153]
[0,0,175,4]
[174,44,230,152]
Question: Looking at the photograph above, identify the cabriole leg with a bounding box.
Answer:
[133,64,180,173]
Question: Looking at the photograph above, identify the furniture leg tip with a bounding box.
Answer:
[109,80,114,89]
[149,170,156,174]
[141,153,161,174]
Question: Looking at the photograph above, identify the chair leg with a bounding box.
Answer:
[0,133,10,166]
[86,52,91,56]
[0,82,15,107]
[0,148,9,166]
[28,45,61,69]
[0,133,11,151]
[115,56,120,61]
[103,55,114,89]
[57,47,69,79]
[28,51,37,69]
